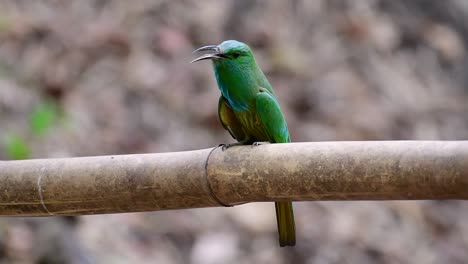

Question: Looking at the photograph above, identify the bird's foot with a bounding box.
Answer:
[218,140,267,151]
[218,142,244,151]
[252,141,270,147]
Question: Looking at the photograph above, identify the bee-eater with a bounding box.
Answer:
[192,40,296,247]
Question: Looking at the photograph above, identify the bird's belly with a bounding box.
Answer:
[235,110,269,141]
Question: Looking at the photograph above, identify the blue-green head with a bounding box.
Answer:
[192,40,269,111]
[191,40,254,66]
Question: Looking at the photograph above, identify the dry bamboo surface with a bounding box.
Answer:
[0,141,467,216]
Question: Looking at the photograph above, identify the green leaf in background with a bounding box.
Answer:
[5,134,30,160]
[29,101,58,136]
[0,14,11,34]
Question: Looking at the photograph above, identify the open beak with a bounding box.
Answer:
[191,45,226,63]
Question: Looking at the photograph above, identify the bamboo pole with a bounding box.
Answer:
[0,141,467,216]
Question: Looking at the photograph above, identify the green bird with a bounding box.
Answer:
[192,40,296,247]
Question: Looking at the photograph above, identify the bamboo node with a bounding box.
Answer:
[205,145,231,207]
[37,167,54,216]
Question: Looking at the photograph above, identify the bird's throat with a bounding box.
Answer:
[213,61,259,112]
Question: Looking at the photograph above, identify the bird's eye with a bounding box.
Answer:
[231,52,241,58]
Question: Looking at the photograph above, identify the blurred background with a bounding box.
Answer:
[1,0,468,263]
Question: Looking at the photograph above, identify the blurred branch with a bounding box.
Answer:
[0,141,467,216]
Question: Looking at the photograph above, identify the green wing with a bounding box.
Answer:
[255,89,290,143]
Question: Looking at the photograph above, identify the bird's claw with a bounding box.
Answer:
[252,141,270,147]
[217,143,227,151]
[218,142,245,151]
[218,143,233,151]
[218,141,270,151]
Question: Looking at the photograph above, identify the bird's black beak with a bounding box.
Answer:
[191,45,226,63]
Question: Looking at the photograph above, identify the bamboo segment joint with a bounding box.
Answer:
[37,167,54,216]
[205,146,231,207]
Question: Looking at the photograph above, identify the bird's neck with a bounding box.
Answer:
[213,60,264,112]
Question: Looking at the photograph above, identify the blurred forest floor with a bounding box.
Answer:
[1,1,468,263]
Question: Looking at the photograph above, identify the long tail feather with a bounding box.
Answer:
[275,201,296,247]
